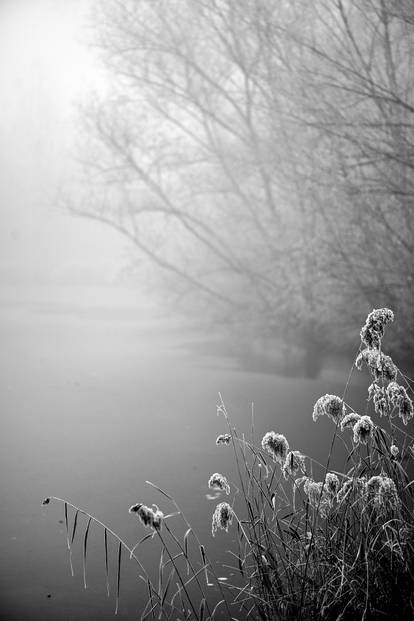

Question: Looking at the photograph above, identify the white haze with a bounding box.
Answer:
[0,0,127,285]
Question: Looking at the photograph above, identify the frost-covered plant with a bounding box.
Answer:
[215,433,231,445]
[353,415,374,444]
[282,450,306,479]
[360,307,394,349]
[340,412,361,431]
[129,503,164,531]
[312,394,345,423]
[368,382,388,417]
[356,349,397,382]
[42,308,413,621]
[386,382,414,425]
[208,473,230,495]
[211,502,234,536]
[261,431,289,464]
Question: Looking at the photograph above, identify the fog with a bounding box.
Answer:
[0,0,126,285]
[0,2,412,619]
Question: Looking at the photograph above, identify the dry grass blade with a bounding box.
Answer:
[160,567,175,609]
[83,517,92,589]
[199,545,212,587]
[115,541,121,615]
[68,509,79,578]
[199,597,206,621]
[158,548,164,599]
[145,480,173,501]
[130,533,154,559]
[71,510,79,546]
[104,528,110,597]
[64,502,70,550]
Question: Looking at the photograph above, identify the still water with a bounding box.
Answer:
[0,285,367,620]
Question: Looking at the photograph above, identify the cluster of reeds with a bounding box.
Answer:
[42,309,414,620]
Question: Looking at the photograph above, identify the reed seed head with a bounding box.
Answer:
[360,308,394,349]
[325,473,340,496]
[129,503,164,531]
[368,383,388,417]
[215,434,231,445]
[356,349,397,382]
[282,450,306,479]
[312,394,345,424]
[208,473,230,495]
[386,382,414,425]
[353,415,374,444]
[261,431,289,465]
[340,412,361,432]
[211,502,234,536]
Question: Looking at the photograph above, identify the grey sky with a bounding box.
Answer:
[0,0,126,283]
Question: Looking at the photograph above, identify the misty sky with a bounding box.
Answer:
[0,0,127,283]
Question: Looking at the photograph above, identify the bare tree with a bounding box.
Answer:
[71,0,414,366]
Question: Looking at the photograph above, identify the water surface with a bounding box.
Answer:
[0,285,367,620]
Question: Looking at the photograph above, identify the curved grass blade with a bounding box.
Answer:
[115,541,122,615]
[158,548,164,598]
[64,502,74,577]
[161,567,175,609]
[145,480,173,501]
[130,532,154,559]
[199,545,212,587]
[104,528,110,597]
[83,517,92,589]
[64,502,70,549]
[199,597,206,621]
[68,509,79,577]
[183,528,191,576]
[71,510,79,545]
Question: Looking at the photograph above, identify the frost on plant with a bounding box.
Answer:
[368,383,388,417]
[325,472,340,496]
[216,434,231,445]
[337,477,367,505]
[129,503,164,531]
[303,479,333,518]
[340,412,361,431]
[208,473,230,495]
[386,382,414,425]
[390,444,399,457]
[211,502,234,536]
[353,415,374,444]
[312,394,345,424]
[261,431,289,465]
[367,475,400,513]
[282,450,306,479]
[360,308,394,349]
[356,349,397,382]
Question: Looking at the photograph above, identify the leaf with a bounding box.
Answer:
[83,517,92,589]
[115,541,122,615]
[104,528,110,597]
